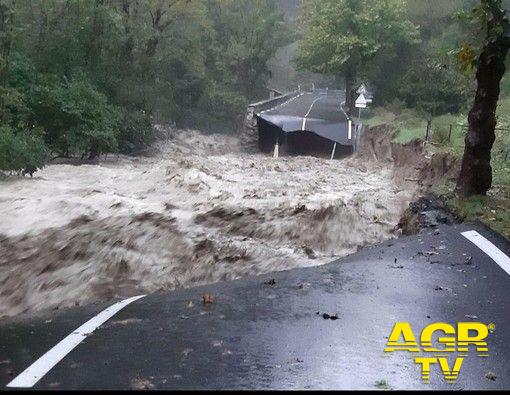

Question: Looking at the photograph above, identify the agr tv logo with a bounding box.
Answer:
[384,322,492,384]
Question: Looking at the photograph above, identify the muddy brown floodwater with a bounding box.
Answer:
[0,128,416,317]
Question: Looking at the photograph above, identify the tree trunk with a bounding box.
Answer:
[456,3,510,196]
[85,0,105,72]
[88,144,99,160]
[145,36,159,57]
[344,66,356,112]
[0,1,14,87]
[120,0,134,63]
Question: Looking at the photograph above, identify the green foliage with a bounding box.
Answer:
[456,0,509,62]
[0,85,29,127]
[0,0,289,173]
[399,59,471,116]
[206,0,291,101]
[370,1,475,111]
[295,0,478,115]
[28,78,121,158]
[196,85,247,124]
[431,123,453,145]
[500,73,510,96]
[296,0,419,75]
[118,110,156,155]
[295,0,419,107]
[453,194,487,217]
[0,126,46,173]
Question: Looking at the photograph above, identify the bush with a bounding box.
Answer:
[431,124,451,145]
[118,110,156,155]
[197,87,247,124]
[0,126,46,174]
[386,99,405,116]
[28,78,121,158]
[0,86,30,128]
[399,59,471,116]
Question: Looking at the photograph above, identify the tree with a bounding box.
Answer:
[295,0,419,110]
[0,0,292,171]
[0,126,46,174]
[377,0,475,113]
[28,77,121,159]
[456,0,510,196]
[206,0,290,101]
[398,51,471,116]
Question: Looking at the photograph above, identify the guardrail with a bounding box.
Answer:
[244,90,300,133]
[247,90,300,115]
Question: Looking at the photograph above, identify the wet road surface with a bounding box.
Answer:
[256,90,353,146]
[0,221,509,390]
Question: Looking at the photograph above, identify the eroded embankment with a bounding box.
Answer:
[1,127,422,317]
[357,125,462,234]
[357,124,461,188]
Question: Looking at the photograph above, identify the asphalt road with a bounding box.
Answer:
[256,90,353,146]
[1,222,509,390]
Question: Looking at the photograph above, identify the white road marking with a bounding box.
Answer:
[461,230,510,276]
[260,92,304,116]
[302,96,323,131]
[348,120,352,139]
[7,295,146,388]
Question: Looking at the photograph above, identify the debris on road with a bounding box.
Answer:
[316,312,339,320]
[375,379,390,389]
[131,378,155,390]
[202,293,215,304]
[485,371,497,381]
[397,194,461,235]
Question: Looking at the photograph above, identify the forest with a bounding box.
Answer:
[0,0,289,172]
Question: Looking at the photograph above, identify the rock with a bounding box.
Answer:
[303,246,317,259]
[131,378,155,390]
[316,312,339,320]
[397,194,462,235]
[485,371,497,381]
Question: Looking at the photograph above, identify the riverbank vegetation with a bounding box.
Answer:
[0,0,289,173]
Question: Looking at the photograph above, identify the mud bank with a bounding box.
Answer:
[0,127,415,317]
[357,125,461,189]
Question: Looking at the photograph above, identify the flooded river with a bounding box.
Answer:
[0,128,415,317]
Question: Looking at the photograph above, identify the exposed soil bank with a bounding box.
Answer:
[0,126,442,317]
[357,125,461,190]
[357,125,463,236]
